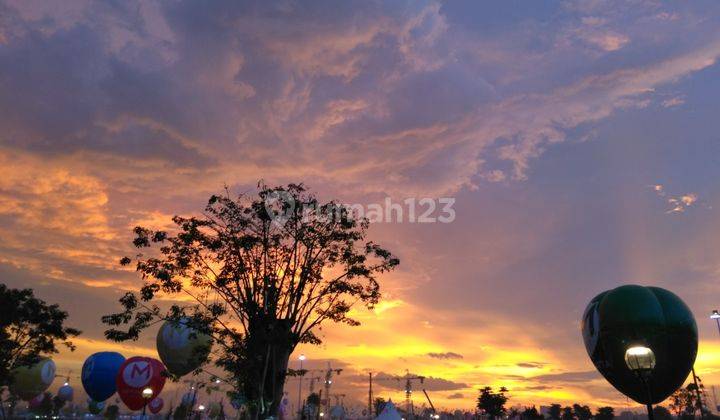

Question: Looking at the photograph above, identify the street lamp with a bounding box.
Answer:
[625,346,656,420]
[297,354,306,419]
[141,387,154,417]
[711,310,720,336]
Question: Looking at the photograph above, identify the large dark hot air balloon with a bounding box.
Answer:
[156,318,212,377]
[115,356,167,411]
[582,285,698,404]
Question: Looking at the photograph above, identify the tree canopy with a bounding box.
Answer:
[0,284,80,388]
[595,406,614,420]
[103,183,399,415]
[477,386,508,419]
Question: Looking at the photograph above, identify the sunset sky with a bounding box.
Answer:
[3,0,720,414]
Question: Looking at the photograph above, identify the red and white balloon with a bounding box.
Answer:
[115,356,166,411]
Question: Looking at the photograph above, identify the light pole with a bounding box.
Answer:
[625,346,656,420]
[142,387,154,417]
[711,310,720,336]
[298,354,306,420]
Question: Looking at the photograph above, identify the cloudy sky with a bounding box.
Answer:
[3,0,720,413]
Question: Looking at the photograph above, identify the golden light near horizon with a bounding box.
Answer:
[3,0,720,416]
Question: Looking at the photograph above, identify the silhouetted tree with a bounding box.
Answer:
[547,404,562,420]
[670,384,702,419]
[560,406,574,420]
[0,285,80,387]
[103,184,399,418]
[652,406,673,420]
[477,386,508,420]
[307,393,321,407]
[104,404,119,420]
[373,397,387,416]
[304,393,321,420]
[51,394,65,415]
[172,404,189,420]
[573,404,591,420]
[0,284,80,419]
[35,392,53,416]
[595,406,614,420]
[521,406,543,419]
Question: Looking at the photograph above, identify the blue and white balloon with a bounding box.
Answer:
[81,352,125,402]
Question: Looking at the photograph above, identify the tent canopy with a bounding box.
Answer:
[376,400,402,420]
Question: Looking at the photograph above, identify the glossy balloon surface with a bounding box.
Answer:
[115,356,167,411]
[156,318,211,377]
[11,358,56,401]
[582,285,698,404]
[57,384,74,402]
[82,351,126,402]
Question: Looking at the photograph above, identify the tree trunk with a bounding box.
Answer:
[244,316,295,419]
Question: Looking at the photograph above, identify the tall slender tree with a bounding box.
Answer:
[103,183,399,417]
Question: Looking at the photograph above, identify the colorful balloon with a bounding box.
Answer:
[10,358,56,400]
[115,356,167,411]
[82,351,126,402]
[582,285,698,404]
[148,397,164,414]
[87,399,106,415]
[57,383,74,402]
[156,318,212,377]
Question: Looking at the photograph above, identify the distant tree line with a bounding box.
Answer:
[476,386,711,420]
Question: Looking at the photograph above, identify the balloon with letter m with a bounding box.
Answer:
[115,356,167,410]
[582,285,697,404]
